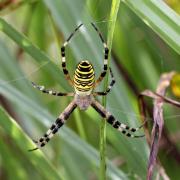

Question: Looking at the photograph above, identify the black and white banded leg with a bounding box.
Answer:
[94,67,115,96]
[61,23,83,85]
[31,82,74,96]
[91,22,109,87]
[29,100,77,151]
[91,100,146,138]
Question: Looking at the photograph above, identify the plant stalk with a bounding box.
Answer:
[99,0,120,179]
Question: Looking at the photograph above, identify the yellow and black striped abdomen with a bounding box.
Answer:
[74,60,95,93]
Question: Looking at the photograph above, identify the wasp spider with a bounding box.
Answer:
[30,23,145,151]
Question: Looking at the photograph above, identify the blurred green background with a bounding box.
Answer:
[0,0,179,180]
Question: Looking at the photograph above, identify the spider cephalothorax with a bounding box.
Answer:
[30,23,146,151]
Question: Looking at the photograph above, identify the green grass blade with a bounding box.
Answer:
[0,17,70,91]
[0,83,128,179]
[124,0,180,53]
[0,107,63,180]
[43,0,149,177]
[0,0,155,178]
[100,0,121,179]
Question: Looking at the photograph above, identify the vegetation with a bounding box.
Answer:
[0,0,179,179]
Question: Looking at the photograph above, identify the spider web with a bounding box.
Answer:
[0,0,178,127]
[0,17,178,123]
[0,60,50,86]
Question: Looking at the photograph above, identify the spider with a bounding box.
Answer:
[30,23,146,151]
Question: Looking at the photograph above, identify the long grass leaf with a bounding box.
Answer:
[124,0,180,53]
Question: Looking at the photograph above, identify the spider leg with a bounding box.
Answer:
[29,100,77,151]
[61,23,83,86]
[91,23,109,87]
[94,67,115,96]
[31,82,74,96]
[91,100,146,138]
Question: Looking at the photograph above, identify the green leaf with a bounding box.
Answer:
[43,0,149,177]
[0,17,70,91]
[0,17,127,178]
[0,107,63,180]
[0,0,150,178]
[124,0,180,54]
[0,82,128,179]
[100,0,121,179]
[2,0,179,178]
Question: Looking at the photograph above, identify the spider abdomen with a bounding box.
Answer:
[74,60,95,94]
